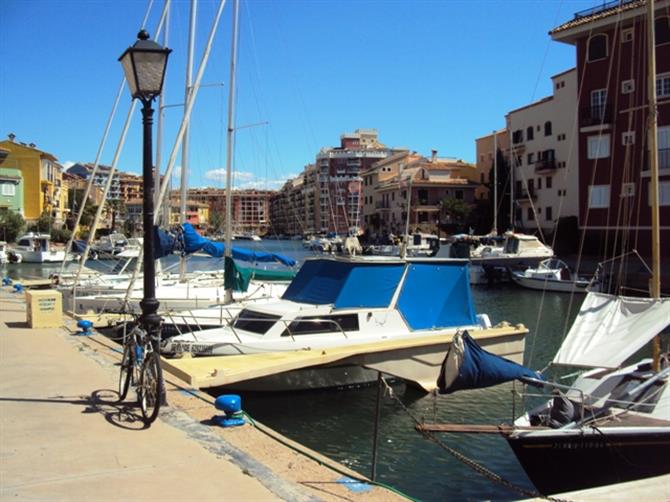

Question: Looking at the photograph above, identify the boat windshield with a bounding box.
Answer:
[233,309,281,335]
[282,314,359,337]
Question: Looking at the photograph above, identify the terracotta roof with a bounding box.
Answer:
[550,0,645,35]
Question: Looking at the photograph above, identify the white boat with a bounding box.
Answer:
[510,258,596,293]
[12,233,71,263]
[469,232,554,266]
[0,241,21,264]
[365,233,440,258]
[233,232,261,241]
[161,255,527,391]
[92,232,130,257]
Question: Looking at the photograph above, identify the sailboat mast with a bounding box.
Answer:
[493,130,498,234]
[647,0,662,369]
[224,0,240,304]
[179,0,197,281]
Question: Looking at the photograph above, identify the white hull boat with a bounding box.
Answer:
[161,256,528,391]
[510,258,595,293]
[13,233,71,263]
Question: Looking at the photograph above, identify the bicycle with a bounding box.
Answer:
[118,322,164,425]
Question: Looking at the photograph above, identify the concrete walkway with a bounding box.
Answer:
[0,290,405,501]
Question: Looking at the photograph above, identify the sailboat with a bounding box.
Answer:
[419,0,670,495]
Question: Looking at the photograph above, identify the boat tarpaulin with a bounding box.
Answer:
[437,331,541,394]
[281,259,404,307]
[397,262,477,330]
[552,292,670,368]
[180,224,296,266]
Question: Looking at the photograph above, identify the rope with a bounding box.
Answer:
[378,378,571,502]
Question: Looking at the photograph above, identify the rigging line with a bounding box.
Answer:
[378,378,567,502]
[60,0,160,279]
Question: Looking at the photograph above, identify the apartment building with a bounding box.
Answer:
[0,135,67,224]
[119,172,143,202]
[362,151,478,237]
[0,146,23,215]
[507,68,579,237]
[168,200,209,228]
[67,163,122,201]
[550,0,670,255]
[474,129,510,203]
[314,129,400,234]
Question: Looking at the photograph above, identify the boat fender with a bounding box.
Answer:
[2,277,12,286]
[214,394,245,427]
[12,283,23,293]
[76,319,94,336]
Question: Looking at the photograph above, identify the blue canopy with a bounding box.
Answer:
[437,332,541,394]
[282,259,404,307]
[397,262,477,330]
[180,224,296,266]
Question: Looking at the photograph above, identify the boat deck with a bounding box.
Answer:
[587,412,670,428]
[161,325,527,391]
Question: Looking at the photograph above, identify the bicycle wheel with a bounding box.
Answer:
[118,341,135,401]
[138,351,163,424]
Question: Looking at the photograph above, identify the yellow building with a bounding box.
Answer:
[0,137,67,224]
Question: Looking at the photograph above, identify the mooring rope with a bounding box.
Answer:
[379,378,571,502]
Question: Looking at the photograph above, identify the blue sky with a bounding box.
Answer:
[1,0,599,190]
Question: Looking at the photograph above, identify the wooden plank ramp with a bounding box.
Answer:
[161,325,527,391]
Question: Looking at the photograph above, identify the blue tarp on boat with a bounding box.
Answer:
[282,259,404,307]
[437,331,541,394]
[397,262,477,330]
[178,223,296,266]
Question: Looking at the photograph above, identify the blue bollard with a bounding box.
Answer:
[12,283,23,293]
[214,394,246,427]
[76,319,94,336]
[2,277,12,286]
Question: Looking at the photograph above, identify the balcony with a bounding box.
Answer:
[535,159,557,173]
[516,188,537,201]
[376,201,391,211]
[580,104,612,127]
[573,0,636,19]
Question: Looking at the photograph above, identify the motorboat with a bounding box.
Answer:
[233,232,261,241]
[160,256,528,391]
[469,232,553,267]
[510,258,596,293]
[365,233,440,258]
[0,241,21,264]
[12,233,72,263]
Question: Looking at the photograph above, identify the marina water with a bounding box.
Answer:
[4,240,584,500]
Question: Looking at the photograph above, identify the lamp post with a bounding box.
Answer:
[119,30,171,351]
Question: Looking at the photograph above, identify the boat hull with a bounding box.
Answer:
[15,250,67,263]
[506,429,670,494]
[510,272,590,293]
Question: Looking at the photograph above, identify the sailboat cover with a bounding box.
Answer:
[437,331,540,394]
[282,258,478,330]
[175,223,296,266]
[552,292,670,368]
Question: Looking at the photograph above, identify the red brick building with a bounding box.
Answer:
[551,0,670,256]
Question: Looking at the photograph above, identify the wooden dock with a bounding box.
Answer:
[161,325,527,391]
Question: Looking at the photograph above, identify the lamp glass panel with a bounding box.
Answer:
[133,51,167,95]
[120,52,139,97]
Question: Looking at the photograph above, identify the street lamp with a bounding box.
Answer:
[119,30,171,351]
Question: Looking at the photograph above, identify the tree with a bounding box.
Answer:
[441,197,472,225]
[0,210,25,242]
[66,188,99,230]
[209,211,225,234]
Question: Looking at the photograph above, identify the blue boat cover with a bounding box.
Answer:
[437,331,541,394]
[282,259,404,307]
[180,223,296,266]
[71,240,88,254]
[397,262,477,330]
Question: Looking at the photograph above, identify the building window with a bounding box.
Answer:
[546,176,552,189]
[622,131,635,145]
[621,182,635,198]
[545,206,553,221]
[527,126,534,141]
[512,129,524,144]
[621,79,635,94]
[657,73,670,98]
[587,33,608,61]
[1,183,16,196]
[527,153,535,164]
[480,173,485,183]
[587,134,611,159]
[656,16,670,45]
[621,27,634,43]
[652,181,670,206]
[527,207,534,221]
[537,178,542,190]
[528,179,534,193]
[589,185,610,208]
[544,121,552,136]
[516,181,522,194]
[659,126,670,170]
[591,88,608,121]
